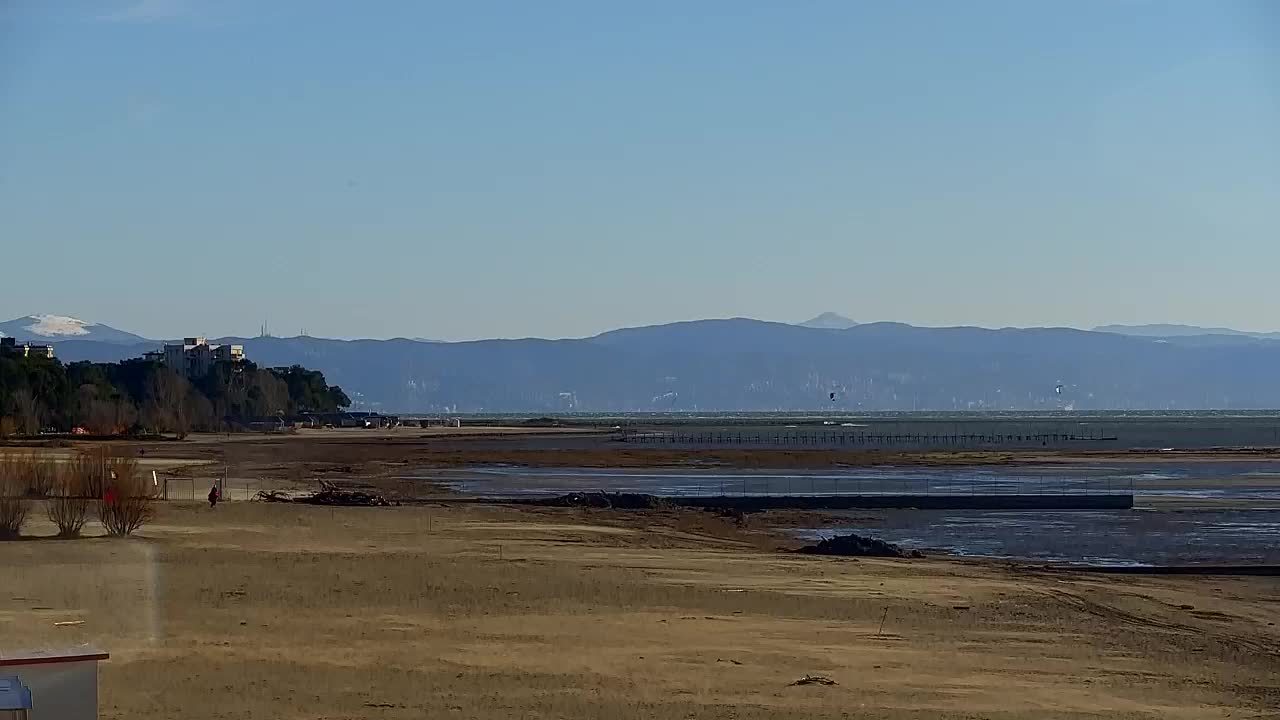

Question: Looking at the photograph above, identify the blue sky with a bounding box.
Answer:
[1,1,1277,340]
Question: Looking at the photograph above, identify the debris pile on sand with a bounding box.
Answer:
[534,492,671,509]
[796,533,924,558]
[254,482,393,507]
[790,674,837,686]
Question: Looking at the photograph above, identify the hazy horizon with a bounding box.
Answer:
[6,310,1280,343]
[2,1,1277,341]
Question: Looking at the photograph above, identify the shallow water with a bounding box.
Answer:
[795,509,1280,566]
[417,462,1280,565]
[422,462,1280,501]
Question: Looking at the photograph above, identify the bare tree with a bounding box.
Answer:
[0,455,30,539]
[112,396,139,435]
[73,384,121,435]
[72,384,96,432]
[146,370,192,438]
[79,446,116,498]
[185,391,216,433]
[21,452,54,496]
[97,454,154,536]
[47,460,90,538]
[9,389,40,437]
[258,373,290,416]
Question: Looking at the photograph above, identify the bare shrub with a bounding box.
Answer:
[23,453,56,497]
[0,453,58,497]
[0,497,26,538]
[47,463,91,538]
[97,453,154,536]
[0,455,30,539]
[76,446,134,499]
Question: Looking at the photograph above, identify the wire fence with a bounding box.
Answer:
[160,477,291,502]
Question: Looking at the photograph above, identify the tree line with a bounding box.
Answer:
[0,354,350,437]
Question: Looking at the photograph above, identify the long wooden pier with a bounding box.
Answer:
[620,429,1118,448]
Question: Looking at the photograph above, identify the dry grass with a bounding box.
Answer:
[1,502,1277,719]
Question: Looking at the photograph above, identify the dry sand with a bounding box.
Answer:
[3,500,1278,719]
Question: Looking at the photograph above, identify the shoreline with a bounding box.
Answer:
[409,446,1280,469]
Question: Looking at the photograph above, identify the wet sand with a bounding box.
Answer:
[9,427,1280,483]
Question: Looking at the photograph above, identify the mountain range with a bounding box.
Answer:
[0,315,150,345]
[1093,324,1280,341]
[9,314,1280,412]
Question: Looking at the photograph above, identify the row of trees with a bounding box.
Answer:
[0,354,350,437]
[0,448,153,539]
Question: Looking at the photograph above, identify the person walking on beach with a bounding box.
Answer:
[208,483,220,508]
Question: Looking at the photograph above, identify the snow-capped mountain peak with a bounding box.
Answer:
[24,314,93,337]
[0,315,153,345]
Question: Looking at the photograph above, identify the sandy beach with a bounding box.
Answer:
[2,498,1278,717]
[2,431,1279,718]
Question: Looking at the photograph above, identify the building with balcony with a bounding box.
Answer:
[0,336,55,359]
[155,337,245,379]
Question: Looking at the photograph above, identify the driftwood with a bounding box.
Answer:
[253,481,393,507]
[253,490,294,503]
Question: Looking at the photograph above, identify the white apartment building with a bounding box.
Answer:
[155,337,245,378]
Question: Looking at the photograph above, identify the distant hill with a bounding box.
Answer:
[1095,324,1280,341]
[49,319,1280,412]
[797,312,858,330]
[0,315,152,345]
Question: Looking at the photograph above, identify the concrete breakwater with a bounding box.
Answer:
[515,491,1133,511]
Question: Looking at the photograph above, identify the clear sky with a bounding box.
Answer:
[1,1,1277,341]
